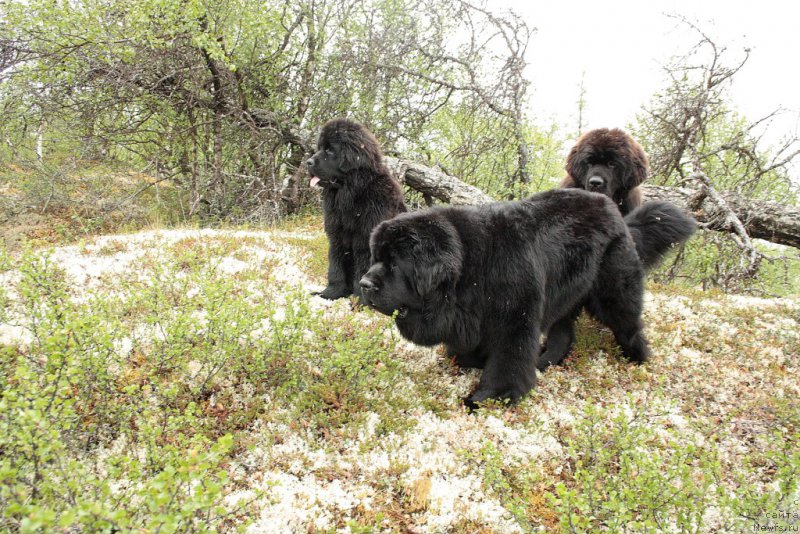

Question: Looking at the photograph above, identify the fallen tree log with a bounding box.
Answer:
[262,117,800,249]
[384,157,493,205]
[641,185,800,249]
[382,157,800,249]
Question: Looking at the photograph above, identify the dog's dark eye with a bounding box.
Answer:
[325,148,335,157]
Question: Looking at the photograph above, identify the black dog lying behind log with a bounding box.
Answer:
[560,128,649,215]
[360,189,695,408]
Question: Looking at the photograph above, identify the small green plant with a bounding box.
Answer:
[721,397,800,530]
[0,246,10,321]
[0,250,247,531]
[256,295,421,438]
[0,237,430,530]
[462,440,540,531]
[547,401,720,532]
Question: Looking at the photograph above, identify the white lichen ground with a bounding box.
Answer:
[1,226,798,532]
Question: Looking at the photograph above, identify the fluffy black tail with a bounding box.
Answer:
[624,201,697,270]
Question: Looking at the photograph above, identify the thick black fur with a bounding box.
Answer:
[561,128,648,215]
[360,189,694,409]
[625,201,697,270]
[306,118,406,301]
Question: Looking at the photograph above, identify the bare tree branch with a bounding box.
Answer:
[691,167,762,277]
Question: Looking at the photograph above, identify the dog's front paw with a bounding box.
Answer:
[463,387,516,412]
[312,285,351,300]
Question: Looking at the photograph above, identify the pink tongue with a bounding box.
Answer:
[310,176,320,187]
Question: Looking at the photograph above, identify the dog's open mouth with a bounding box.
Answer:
[309,176,338,188]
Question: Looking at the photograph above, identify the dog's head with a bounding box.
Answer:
[306,118,384,188]
[360,211,463,320]
[565,128,648,201]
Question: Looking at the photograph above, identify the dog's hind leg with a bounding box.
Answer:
[587,239,651,364]
[537,306,582,371]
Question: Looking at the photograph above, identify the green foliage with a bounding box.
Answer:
[0,158,184,242]
[547,401,719,532]
[1,0,296,218]
[543,399,800,532]
[452,394,800,531]
[722,397,800,529]
[274,302,415,435]
[0,238,424,530]
[419,105,564,199]
[635,106,797,204]
[1,222,799,529]
[0,0,553,222]
[650,232,800,295]
[691,113,796,202]
[461,440,538,530]
[0,249,241,531]
[630,24,799,294]
[0,247,9,320]
[634,97,800,294]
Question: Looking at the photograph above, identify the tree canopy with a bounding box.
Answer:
[1,0,550,218]
[1,3,798,291]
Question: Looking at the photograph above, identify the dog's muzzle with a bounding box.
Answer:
[587,176,605,191]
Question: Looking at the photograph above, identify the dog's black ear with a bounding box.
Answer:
[338,142,364,173]
[324,120,382,173]
[564,143,586,183]
[411,222,463,295]
[624,139,649,188]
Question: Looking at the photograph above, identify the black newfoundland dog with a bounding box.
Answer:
[561,128,648,215]
[306,118,406,301]
[360,189,695,408]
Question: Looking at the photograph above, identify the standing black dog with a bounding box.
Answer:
[360,189,695,408]
[560,128,648,215]
[307,118,406,301]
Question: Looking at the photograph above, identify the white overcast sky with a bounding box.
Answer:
[503,0,800,153]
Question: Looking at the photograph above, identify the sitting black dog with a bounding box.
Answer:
[306,118,406,301]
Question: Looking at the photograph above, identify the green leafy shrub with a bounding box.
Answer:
[547,401,720,531]
[651,232,800,295]
[0,250,239,531]
[0,237,426,530]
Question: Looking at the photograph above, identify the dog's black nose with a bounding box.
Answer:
[306,158,315,168]
[359,277,376,292]
[588,176,604,188]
